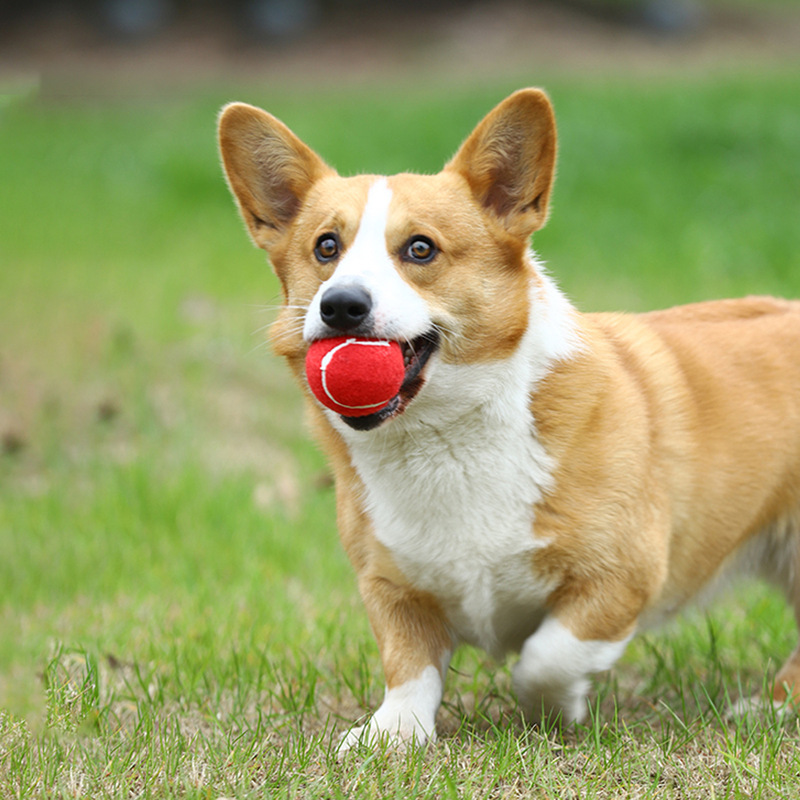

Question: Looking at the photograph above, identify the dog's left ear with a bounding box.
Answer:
[446,88,557,238]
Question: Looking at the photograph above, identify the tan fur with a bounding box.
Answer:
[219,89,800,729]
[532,299,800,657]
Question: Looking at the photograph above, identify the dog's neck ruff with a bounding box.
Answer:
[337,271,583,654]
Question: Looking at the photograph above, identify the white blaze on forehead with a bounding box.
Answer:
[345,178,394,264]
[303,178,431,342]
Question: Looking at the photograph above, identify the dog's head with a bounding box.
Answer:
[218,89,557,430]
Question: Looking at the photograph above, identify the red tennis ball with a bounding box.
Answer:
[305,337,405,417]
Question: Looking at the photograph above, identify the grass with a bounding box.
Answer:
[1,67,800,797]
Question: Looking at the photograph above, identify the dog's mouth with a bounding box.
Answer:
[340,330,440,431]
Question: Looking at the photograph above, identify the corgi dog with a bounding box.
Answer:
[218,89,800,750]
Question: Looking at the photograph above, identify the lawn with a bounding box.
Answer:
[1,67,800,797]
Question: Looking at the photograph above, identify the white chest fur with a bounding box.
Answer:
[347,396,556,656]
[334,273,581,657]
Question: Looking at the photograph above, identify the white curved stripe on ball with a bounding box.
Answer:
[320,338,396,410]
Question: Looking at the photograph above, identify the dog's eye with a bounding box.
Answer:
[314,234,340,263]
[404,236,437,264]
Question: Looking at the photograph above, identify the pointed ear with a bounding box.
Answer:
[218,102,334,250]
[446,88,557,238]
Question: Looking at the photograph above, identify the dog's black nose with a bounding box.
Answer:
[319,286,372,331]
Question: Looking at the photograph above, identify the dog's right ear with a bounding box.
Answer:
[218,103,334,250]
[446,89,557,239]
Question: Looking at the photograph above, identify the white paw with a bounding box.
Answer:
[336,666,442,756]
[512,660,588,725]
[336,714,435,756]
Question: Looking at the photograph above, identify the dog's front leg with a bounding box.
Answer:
[512,612,634,725]
[337,574,453,754]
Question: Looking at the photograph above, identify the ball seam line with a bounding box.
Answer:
[319,338,397,411]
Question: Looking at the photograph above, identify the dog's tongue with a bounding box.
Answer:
[305,337,405,417]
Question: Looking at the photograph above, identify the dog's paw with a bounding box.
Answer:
[336,714,435,757]
[513,680,586,727]
[337,667,442,757]
[512,658,588,726]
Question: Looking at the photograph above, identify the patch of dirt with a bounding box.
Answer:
[1,1,799,97]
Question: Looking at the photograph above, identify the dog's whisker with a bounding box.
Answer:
[251,322,275,336]
[249,299,312,311]
[430,321,457,345]
[265,327,306,345]
[246,340,273,357]
[251,318,301,337]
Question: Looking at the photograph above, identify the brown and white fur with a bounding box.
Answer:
[218,89,800,750]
